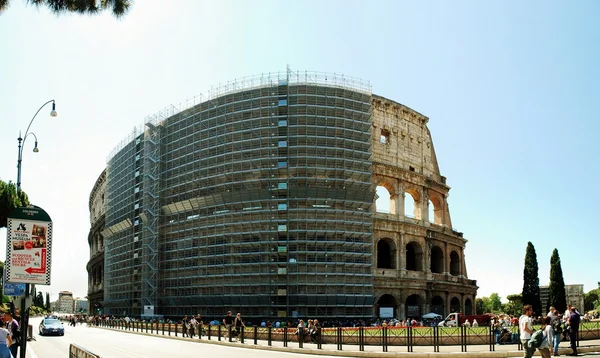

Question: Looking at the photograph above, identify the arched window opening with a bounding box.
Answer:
[430,246,444,273]
[406,294,421,319]
[430,196,443,225]
[376,294,398,318]
[406,242,423,271]
[465,298,473,315]
[375,185,395,214]
[377,239,396,269]
[450,251,460,276]
[428,200,434,223]
[450,297,461,313]
[404,189,420,219]
[431,296,444,316]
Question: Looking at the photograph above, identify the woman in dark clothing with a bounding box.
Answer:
[234,313,245,340]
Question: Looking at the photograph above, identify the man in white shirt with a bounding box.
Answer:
[519,305,535,358]
[547,306,557,321]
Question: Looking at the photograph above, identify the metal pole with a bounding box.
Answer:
[15,99,55,358]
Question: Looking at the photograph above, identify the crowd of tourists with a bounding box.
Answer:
[518,304,583,357]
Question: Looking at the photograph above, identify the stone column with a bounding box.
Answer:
[461,247,467,277]
[444,242,450,275]
[444,291,450,317]
[397,180,404,218]
[421,188,428,223]
[398,232,406,273]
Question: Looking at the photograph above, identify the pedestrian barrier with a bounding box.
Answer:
[90,318,600,353]
[69,344,101,358]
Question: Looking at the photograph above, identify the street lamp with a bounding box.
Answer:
[16,100,57,193]
[14,100,56,358]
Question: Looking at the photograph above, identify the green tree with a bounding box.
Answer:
[522,241,542,316]
[0,180,29,228]
[475,298,485,315]
[585,292,599,311]
[489,293,502,312]
[45,292,51,311]
[35,292,44,308]
[502,294,522,316]
[584,283,600,312]
[548,248,567,313]
[0,0,130,17]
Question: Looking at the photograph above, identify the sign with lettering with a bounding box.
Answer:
[5,205,52,285]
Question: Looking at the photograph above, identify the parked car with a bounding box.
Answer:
[39,318,64,336]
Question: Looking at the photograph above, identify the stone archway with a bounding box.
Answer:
[375,182,396,214]
[406,241,423,271]
[377,238,396,269]
[450,296,461,313]
[430,245,443,273]
[465,298,473,315]
[376,294,398,319]
[431,295,444,317]
[450,250,460,276]
[406,294,422,319]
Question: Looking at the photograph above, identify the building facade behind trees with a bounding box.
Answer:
[87,70,477,321]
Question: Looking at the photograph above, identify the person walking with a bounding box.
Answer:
[233,313,245,341]
[519,305,535,358]
[537,316,553,358]
[223,311,234,338]
[181,315,189,338]
[3,311,19,358]
[188,316,197,338]
[0,315,12,358]
[567,306,580,356]
[195,314,203,336]
[550,308,563,357]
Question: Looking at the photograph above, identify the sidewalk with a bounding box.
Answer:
[95,326,600,357]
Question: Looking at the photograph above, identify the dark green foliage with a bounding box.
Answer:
[548,249,567,313]
[522,242,542,316]
[0,180,29,228]
[35,292,44,307]
[585,292,599,311]
[0,0,131,17]
[475,298,484,314]
[502,293,523,316]
[45,292,50,310]
[585,283,600,312]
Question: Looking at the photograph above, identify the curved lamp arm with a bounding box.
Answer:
[17,100,57,192]
[21,99,56,150]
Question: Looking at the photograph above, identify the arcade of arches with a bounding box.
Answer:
[375,293,474,319]
[375,239,463,277]
[373,183,477,320]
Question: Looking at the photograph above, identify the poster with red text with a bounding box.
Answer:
[5,206,52,285]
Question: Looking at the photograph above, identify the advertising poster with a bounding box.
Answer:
[5,206,52,285]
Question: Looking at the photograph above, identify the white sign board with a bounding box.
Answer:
[6,206,53,285]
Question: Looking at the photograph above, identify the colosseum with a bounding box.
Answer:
[87,70,477,320]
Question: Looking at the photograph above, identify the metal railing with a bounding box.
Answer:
[89,319,600,353]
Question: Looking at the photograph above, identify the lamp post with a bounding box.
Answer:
[16,99,57,193]
[14,99,57,358]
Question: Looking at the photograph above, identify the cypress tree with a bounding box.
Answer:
[548,249,567,313]
[46,292,50,310]
[522,242,542,316]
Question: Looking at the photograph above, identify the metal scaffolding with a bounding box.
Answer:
[102,70,375,319]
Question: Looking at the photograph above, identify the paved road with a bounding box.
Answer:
[25,316,341,358]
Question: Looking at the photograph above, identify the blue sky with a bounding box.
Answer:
[0,0,598,303]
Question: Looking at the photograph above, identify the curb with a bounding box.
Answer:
[94,326,600,358]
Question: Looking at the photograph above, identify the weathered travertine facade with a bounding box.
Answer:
[371,95,478,319]
[87,169,106,314]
